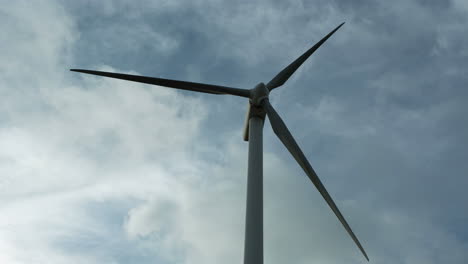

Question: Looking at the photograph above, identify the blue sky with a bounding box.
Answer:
[1,0,467,263]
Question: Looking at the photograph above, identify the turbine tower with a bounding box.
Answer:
[71,22,369,263]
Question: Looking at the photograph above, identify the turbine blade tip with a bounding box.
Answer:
[70,69,92,74]
[363,251,370,261]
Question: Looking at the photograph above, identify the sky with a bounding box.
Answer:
[1,0,467,263]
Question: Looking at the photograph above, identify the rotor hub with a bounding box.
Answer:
[250,83,269,106]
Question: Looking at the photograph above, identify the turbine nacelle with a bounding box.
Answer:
[243,83,269,141]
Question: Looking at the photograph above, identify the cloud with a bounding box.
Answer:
[1,1,468,264]
[0,1,205,263]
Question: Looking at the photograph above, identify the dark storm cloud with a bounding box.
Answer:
[65,0,468,261]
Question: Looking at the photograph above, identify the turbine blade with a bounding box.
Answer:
[242,103,251,141]
[70,69,251,98]
[266,23,345,91]
[263,100,369,261]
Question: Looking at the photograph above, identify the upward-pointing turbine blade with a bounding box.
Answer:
[70,69,251,98]
[266,22,345,91]
[263,100,369,261]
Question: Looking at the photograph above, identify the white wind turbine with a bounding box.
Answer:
[71,22,369,263]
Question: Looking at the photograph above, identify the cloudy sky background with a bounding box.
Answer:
[1,0,468,263]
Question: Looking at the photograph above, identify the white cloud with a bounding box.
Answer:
[1,1,467,264]
[0,1,206,263]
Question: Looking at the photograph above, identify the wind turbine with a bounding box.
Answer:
[71,22,369,263]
